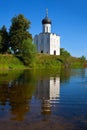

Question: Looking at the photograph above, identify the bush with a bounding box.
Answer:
[21,38,36,65]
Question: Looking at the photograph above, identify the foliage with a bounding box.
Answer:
[0,25,9,53]
[60,48,71,57]
[80,55,86,62]
[0,53,87,69]
[0,35,2,42]
[21,38,36,65]
[9,14,32,53]
[33,54,63,69]
[0,35,2,51]
[0,54,25,69]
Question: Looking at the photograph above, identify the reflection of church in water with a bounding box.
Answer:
[35,77,60,114]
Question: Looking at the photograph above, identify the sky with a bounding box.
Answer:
[0,0,87,58]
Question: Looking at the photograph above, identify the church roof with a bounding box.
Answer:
[42,17,51,24]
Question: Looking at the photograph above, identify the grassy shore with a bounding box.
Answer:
[0,54,87,70]
[32,54,87,69]
[0,54,25,69]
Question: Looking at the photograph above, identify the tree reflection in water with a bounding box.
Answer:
[0,69,61,122]
[0,70,36,121]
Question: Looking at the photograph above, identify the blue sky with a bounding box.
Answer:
[0,0,87,57]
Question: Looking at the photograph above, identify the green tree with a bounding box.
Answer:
[0,35,2,42]
[0,35,2,51]
[60,48,71,57]
[80,55,86,62]
[21,38,36,65]
[9,14,32,53]
[0,25,9,53]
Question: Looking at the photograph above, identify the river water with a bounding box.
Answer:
[0,68,87,129]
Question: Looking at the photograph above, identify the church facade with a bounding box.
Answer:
[34,10,60,55]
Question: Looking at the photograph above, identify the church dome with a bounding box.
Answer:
[42,9,52,24]
[42,16,52,24]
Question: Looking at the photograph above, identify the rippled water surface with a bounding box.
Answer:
[0,69,87,129]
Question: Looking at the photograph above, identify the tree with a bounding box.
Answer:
[80,55,86,62]
[0,35,2,42]
[0,35,2,51]
[21,38,36,65]
[0,25,9,53]
[9,14,32,53]
[60,48,71,57]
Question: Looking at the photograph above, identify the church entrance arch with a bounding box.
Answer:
[41,50,43,53]
[54,50,56,55]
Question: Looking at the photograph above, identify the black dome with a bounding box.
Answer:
[42,16,52,24]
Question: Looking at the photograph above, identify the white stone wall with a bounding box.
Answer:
[34,33,60,55]
[43,24,51,33]
[50,34,60,55]
[34,33,50,54]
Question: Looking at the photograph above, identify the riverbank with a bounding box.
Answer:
[0,54,25,70]
[0,54,87,70]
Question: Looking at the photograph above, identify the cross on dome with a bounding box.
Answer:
[42,9,52,24]
[46,8,48,18]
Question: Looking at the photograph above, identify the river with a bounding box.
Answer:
[0,68,87,130]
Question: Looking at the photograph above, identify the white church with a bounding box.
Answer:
[34,10,60,55]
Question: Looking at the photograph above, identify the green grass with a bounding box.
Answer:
[32,54,87,69]
[0,54,25,69]
[0,54,87,70]
[32,54,63,69]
